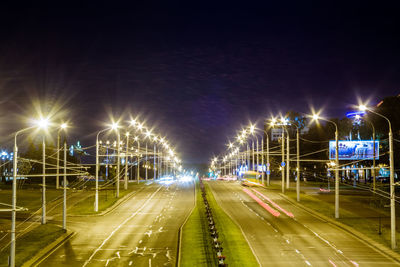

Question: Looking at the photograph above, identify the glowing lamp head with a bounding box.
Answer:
[60,123,68,129]
[312,114,320,121]
[137,123,143,130]
[36,117,50,129]
[111,122,119,130]
[145,131,152,137]
[249,124,255,134]
[355,114,361,120]
[359,104,367,111]
[270,118,277,126]
[130,119,137,126]
[134,136,139,141]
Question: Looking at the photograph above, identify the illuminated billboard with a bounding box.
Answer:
[329,140,379,160]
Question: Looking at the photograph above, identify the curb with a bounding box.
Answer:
[176,181,197,267]
[279,193,400,263]
[22,230,75,267]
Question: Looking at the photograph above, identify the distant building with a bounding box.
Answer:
[270,128,284,141]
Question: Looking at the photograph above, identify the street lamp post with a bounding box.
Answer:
[145,142,148,180]
[95,123,118,212]
[312,114,339,218]
[261,138,264,185]
[154,141,157,180]
[124,133,129,190]
[252,141,255,171]
[95,128,108,212]
[10,126,34,267]
[56,131,60,189]
[295,126,300,202]
[41,135,46,225]
[63,139,67,230]
[360,105,396,249]
[116,131,120,198]
[136,138,140,184]
[267,133,270,186]
[281,130,285,193]
[286,127,290,189]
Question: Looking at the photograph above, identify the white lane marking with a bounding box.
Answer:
[350,260,359,267]
[149,258,151,267]
[129,261,133,266]
[116,251,120,259]
[139,240,143,244]
[82,186,163,267]
[166,248,172,261]
[232,185,314,266]
[329,259,337,267]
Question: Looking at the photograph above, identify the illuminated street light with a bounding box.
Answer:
[95,122,120,212]
[359,103,396,249]
[310,112,340,219]
[10,116,51,267]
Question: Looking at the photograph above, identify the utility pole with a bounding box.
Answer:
[42,136,46,225]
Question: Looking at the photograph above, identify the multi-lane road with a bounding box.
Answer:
[208,180,400,267]
[38,181,194,267]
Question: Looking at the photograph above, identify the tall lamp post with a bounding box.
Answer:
[124,132,130,190]
[153,136,158,180]
[10,126,34,267]
[57,123,68,230]
[360,104,396,249]
[95,122,118,212]
[134,136,140,184]
[312,114,340,219]
[10,118,49,267]
[41,135,46,224]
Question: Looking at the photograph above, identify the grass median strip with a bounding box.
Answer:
[204,182,259,267]
[180,181,259,266]
[180,181,216,266]
[0,224,64,267]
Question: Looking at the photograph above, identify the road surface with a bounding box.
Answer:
[38,180,194,267]
[208,180,400,267]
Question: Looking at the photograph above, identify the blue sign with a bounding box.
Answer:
[346,111,366,118]
[329,140,379,160]
[281,162,286,167]
[266,170,271,175]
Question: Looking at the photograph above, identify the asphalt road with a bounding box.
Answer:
[208,180,400,267]
[38,180,194,267]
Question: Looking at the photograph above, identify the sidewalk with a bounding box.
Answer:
[266,179,400,255]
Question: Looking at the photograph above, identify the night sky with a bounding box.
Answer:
[0,1,399,164]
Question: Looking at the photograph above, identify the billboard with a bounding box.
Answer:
[329,140,379,160]
[271,128,284,141]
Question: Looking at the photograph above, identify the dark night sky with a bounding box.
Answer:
[0,1,399,164]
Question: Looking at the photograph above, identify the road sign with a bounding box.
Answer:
[266,163,270,167]
[281,162,286,167]
[266,170,271,175]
